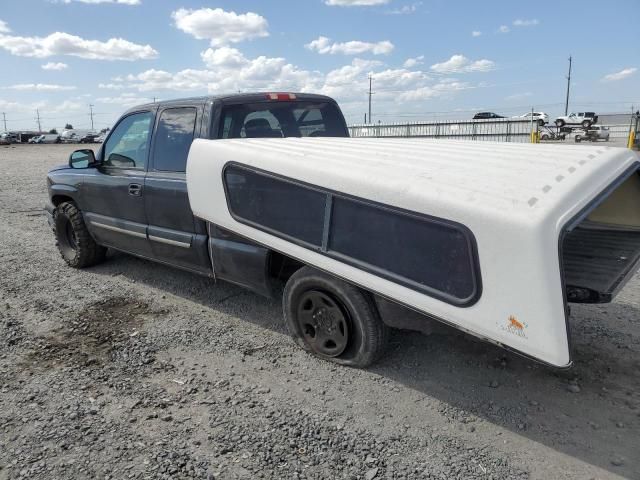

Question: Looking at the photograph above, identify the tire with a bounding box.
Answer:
[537,119,545,126]
[575,135,582,143]
[555,119,565,127]
[283,266,388,368]
[541,134,549,141]
[54,201,106,268]
[581,120,591,128]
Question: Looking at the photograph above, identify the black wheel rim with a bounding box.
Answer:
[58,217,78,258]
[296,290,349,357]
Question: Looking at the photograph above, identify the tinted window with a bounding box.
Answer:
[218,101,347,139]
[104,112,153,169]
[153,108,197,172]
[328,197,478,304]
[224,165,326,247]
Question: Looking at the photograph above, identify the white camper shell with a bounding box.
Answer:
[187,138,640,368]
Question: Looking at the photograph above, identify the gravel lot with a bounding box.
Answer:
[1,143,639,480]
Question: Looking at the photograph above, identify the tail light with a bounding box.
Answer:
[267,93,297,101]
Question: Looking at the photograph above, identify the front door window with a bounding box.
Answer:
[103,112,153,169]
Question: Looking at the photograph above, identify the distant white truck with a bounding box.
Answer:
[554,112,598,128]
[60,129,96,143]
[513,111,548,126]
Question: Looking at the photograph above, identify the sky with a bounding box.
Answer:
[0,0,638,132]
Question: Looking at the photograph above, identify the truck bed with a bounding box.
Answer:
[563,226,640,302]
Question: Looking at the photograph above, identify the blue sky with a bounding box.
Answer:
[0,0,638,131]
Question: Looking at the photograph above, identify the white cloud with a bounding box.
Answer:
[403,55,424,68]
[505,92,532,101]
[386,2,422,14]
[498,25,510,33]
[471,31,482,37]
[98,82,127,89]
[0,19,10,33]
[5,83,77,91]
[57,0,140,4]
[42,62,68,70]
[430,54,495,74]
[171,8,268,47]
[602,67,637,82]
[305,36,394,55]
[325,0,390,5]
[0,31,157,60]
[398,80,470,102]
[513,19,539,27]
[96,93,152,106]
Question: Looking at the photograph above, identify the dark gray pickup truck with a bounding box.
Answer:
[47,93,400,366]
[46,92,348,278]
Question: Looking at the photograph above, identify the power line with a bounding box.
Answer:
[35,109,42,132]
[2,112,6,132]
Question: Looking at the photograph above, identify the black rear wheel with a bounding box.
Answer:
[54,202,106,268]
[283,267,388,367]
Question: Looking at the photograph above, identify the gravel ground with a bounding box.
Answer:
[1,143,639,480]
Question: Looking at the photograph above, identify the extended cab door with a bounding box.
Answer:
[144,105,211,274]
[81,110,155,257]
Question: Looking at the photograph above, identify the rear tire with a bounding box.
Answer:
[537,119,545,126]
[283,266,388,368]
[575,135,582,143]
[54,202,106,268]
[581,120,591,128]
[541,134,549,141]
[555,119,565,127]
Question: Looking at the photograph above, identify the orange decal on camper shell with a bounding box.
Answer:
[509,315,524,330]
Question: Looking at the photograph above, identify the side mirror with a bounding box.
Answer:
[69,149,96,169]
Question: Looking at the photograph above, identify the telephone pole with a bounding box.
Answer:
[89,104,95,130]
[36,109,42,132]
[564,56,572,116]
[2,112,7,132]
[368,75,373,125]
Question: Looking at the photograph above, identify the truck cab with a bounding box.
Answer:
[46,93,349,293]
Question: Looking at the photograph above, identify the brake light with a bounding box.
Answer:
[267,93,296,101]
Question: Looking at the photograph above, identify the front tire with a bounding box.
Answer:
[581,120,591,128]
[555,119,565,127]
[54,202,106,268]
[283,267,388,368]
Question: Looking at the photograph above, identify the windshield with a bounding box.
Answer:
[218,101,348,139]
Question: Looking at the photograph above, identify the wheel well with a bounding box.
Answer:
[268,250,305,283]
[52,195,74,206]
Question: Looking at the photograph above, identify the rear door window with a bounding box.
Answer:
[152,107,197,172]
[218,101,347,139]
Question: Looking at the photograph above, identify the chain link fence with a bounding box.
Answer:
[348,119,535,142]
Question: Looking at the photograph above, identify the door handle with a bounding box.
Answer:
[128,183,142,196]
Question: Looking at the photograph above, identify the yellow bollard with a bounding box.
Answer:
[628,130,636,150]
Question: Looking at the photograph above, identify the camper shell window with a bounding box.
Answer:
[223,163,481,306]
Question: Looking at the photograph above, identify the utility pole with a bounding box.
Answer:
[564,56,572,116]
[2,112,7,132]
[36,109,42,132]
[89,104,95,131]
[368,75,373,125]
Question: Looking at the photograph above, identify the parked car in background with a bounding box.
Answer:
[554,112,598,128]
[473,112,505,120]
[80,133,99,143]
[94,134,106,143]
[61,133,79,144]
[0,134,11,145]
[539,126,566,141]
[513,112,548,126]
[574,126,610,143]
[33,134,60,144]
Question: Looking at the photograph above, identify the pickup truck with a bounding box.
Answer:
[46,93,640,369]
